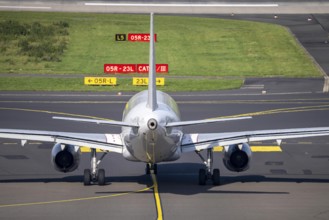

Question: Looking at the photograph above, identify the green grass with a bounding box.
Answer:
[0,77,242,92]
[0,12,322,77]
[0,12,323,91]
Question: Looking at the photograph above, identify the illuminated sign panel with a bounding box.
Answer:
[105,64,168,74]
[133,77,165,86]
[115,34,126,41]
[84,77,117,85]
[128,33,157,42]
[104,64,137,74]
[137,64,169,73]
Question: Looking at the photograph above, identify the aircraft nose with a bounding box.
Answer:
[147,118,158,130]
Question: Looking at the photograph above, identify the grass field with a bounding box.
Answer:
[0,12,323,91]
[0,77,243,92]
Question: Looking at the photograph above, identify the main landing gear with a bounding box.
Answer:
[196,149,220,186]
[84,149,108,186]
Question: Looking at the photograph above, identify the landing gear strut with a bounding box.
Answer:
[84,149,108,186]
[146,163,157,175]
[196,149,220,186]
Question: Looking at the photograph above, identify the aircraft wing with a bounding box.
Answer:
[0,129,123,153]
[181,127,329,153]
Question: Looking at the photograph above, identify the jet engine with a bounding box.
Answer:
[223,143,252,172]
[51,143,81,173]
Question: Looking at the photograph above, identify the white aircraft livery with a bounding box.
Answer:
[1,13,329,186]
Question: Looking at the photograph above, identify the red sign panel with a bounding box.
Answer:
[137,64,169,73]
[104,64,168,74]
[104,64,136,74]
[136,64,149,73]
[128,33,157,42]
[156,64,169,73]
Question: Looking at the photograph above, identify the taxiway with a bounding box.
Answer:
[1,89,329,219]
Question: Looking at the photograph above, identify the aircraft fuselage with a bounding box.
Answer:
[121,90,183,163]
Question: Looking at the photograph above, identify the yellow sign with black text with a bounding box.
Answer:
[133,77,165,86]
[84,77,117,86]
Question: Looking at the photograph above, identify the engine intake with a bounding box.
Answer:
[223,143,252,172]
[51,143,80,173]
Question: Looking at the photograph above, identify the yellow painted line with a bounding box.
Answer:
[133,77,165,86]
[251,146,282,152]
[298,142,312,145]
[0,186,152,208]
[28,142,43,145]
[84,77,117,86]
[213,146,223,152]
[209,104,329,120]
[2,142,18,145]
[213,146,282,152]
[80,147,103,153]
[0,107,113,121]
[150,173,163,220]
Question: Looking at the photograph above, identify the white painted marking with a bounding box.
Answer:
[0,6,51,10]
[84,3,279,7]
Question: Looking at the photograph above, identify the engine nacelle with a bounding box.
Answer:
[51,143,80,173]
[223,143,252,172]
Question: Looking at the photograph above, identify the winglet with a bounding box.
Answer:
[147,12,158,112]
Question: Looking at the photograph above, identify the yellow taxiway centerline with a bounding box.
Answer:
[213,146,282,152]
[150,172,163,220]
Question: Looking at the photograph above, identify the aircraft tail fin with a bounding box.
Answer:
[147,12,158,112]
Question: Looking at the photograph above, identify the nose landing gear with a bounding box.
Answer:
[146,163,158,175]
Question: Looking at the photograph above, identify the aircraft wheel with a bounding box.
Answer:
[212,169,220,186]
[198,168,207,185]
[98,169,106,186]
[84,169,91,186]
[146,164,151,175]
[153,164,158,175]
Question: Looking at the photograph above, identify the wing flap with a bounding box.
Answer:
[0,129,123,153]
[181,127,329,152]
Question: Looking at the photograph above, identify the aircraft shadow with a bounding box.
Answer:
[1,163,329,195]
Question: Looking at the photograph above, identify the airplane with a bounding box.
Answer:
[1,13,329,186]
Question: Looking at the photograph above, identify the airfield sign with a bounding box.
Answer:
[133,77,165,86]
[84,77,117,85]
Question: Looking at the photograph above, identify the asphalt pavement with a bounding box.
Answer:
[0,1,329,219]
[1,90,329,219]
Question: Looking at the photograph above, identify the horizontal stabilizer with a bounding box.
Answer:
[166,116,252,127]
[53,116,139,128]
